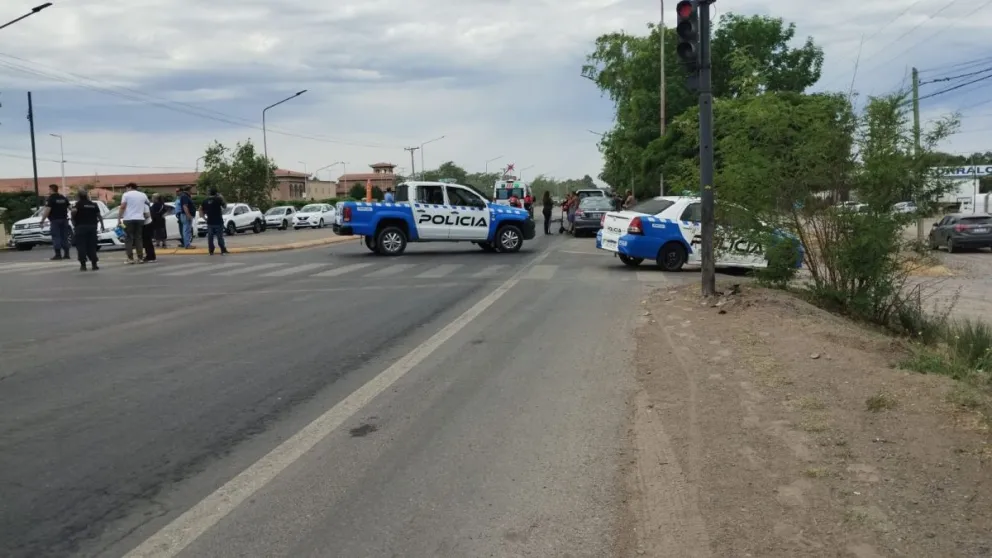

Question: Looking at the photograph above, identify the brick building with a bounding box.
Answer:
[0,169,334,201]
[335,162,400,197]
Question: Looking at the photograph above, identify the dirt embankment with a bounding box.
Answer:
[622,285,991,557]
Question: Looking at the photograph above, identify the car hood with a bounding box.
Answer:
[14,216,43,226]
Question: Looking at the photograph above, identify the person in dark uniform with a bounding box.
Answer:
[70,189,105,271]
[198,187,229,255]
[38,184,71,260]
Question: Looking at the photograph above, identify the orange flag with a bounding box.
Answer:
[365,178,373,202]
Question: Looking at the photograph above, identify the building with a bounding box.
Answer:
[0,169,331,201]
[335,162,399,197]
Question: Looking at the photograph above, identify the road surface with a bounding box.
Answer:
[0,230,708,557]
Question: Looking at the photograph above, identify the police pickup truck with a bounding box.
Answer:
[596,196,804,271]
[333,181,536,256]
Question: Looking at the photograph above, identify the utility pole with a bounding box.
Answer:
[698,0,716,296]
[659,0,666,196]
[50,133,65,194]
[912,67,924,242]
[404,146,419,180]
[27,92,40,204]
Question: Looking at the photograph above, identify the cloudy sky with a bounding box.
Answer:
[0,0,989,184]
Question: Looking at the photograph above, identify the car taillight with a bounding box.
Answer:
[343,206,352,222]
[628,216,643,234]
[576,209,585,217]
[600,214,606,227]
[954,224,966,232]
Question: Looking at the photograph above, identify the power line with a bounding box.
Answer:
[918,73,992,102]
[0,151,191,170]
[0,52,402,150]
[920,54,992,76]
[921,65,992,85]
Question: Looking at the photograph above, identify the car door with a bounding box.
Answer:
[233,205,249,229]
[163,203,180,239]
[679,202,702,265]
[443,185,489,240]
[413,184,451,240]
[323,204,335,224]
[714,204,766,268]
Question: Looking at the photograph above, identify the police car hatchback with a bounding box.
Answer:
[596,196,804,271]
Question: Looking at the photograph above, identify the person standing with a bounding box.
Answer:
[541,191,553,235]
[150,194,167,248]
[178,187,197,249]
[117,182,149,264]
[38,184,71,260]
[199,187,229,256]
[141,198,158,263]
[623,189,636,210]
[70,189,105,271]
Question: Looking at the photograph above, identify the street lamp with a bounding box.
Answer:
[419,136,445,180]
[49,133,64,194]
[262,89,307,163]
[315,161,344,180]
[0,3,52,32]
[195,155,205,172]
[485,155,503,175]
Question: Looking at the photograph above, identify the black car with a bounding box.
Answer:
[929,213,992,252]
[573,196,614,236]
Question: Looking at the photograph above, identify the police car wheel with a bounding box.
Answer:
[619,254,643,267]
[497,225,523,253]
[375,226,407,256]
[657,242,687,271]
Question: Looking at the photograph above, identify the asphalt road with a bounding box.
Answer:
[0,228,710,557]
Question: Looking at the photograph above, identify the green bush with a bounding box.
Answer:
[753,233,801,288]
[0,191,42,229]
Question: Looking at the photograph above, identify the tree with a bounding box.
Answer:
[348,184,365,200]
[422,161,469,184]
[197,140,275,209]
[582,14,824,193]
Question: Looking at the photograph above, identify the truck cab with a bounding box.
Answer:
[333,181,536,256]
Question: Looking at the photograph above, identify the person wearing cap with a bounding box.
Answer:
[198,187,229,255]
[70,188,105,271]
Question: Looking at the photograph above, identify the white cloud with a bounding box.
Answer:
[0,0,990,185]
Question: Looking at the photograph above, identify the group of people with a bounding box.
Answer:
[36,182,230,272]
[533,189,636,235]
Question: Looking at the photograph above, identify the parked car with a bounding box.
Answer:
[893,201,918,214]
[293,203,335,229]
[10,201,115,251]
[100,203,183,249]
[196,203,265,237]
[265,206,296,230]
[573,196,613,236]
[928,213,992,252]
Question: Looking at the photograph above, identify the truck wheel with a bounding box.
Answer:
[496,224,523,253]
[364,236,377,252]
[619,254,643,267]
[226,221,237,235]
[14,243,32,251]
[375,226,407,256]
[657,242,687,272]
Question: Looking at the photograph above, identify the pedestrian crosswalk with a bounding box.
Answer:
[0,259,680,284]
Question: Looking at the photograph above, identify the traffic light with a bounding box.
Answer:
[676,0,699,71]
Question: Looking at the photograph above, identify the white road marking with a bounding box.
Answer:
[470,264,507,278]
[259,263,328,277]
[123,246,553,558]
[415,264,462,278]
[163,263,244,276]
[0,262,56,274]
[213,263,283,276]
[365,264,416,278]
[310,263,375,277]
[131,262,204,275]
[523,264,557,280]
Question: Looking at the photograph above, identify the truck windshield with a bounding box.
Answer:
[495,188,524,200]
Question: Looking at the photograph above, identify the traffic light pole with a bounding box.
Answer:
[698,0,716,296]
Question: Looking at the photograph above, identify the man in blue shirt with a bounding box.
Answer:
[384,187,395,203]
[198,188,229,255]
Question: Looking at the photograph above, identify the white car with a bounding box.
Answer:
[265,206,297,230]
[293,203,335,229]
[10,200,116,251]
[197,203,265,236]
[98,203,184,249]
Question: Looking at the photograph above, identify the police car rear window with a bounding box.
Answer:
[629,199,675,215]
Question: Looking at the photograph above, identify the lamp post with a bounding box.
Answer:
[419,135,445,180]
[0,3,52,32]
[195,155,205,172]
[49,133,65,194]
[485,155,503,175]
[262,90,307,163]
[315,161,344,181]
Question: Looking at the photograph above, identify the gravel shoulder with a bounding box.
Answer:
[624,284,992,557]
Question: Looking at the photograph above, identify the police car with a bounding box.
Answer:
[333,181,536,255]
[596,196,804,271]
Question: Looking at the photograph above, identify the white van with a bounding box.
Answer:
[493,179,531,207]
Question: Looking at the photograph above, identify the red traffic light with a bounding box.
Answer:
[676,0,694,18]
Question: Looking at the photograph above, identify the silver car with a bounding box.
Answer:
[929,213,992,252]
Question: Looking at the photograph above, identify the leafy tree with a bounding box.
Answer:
[197,140,275,209]
[582,14,824,193]
[422,161,469,184]
[348,184,365,200]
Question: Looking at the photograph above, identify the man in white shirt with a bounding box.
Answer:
[117,182,150,263]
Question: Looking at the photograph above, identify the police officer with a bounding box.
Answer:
[38,184,71,260]
[70,189,106,271]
